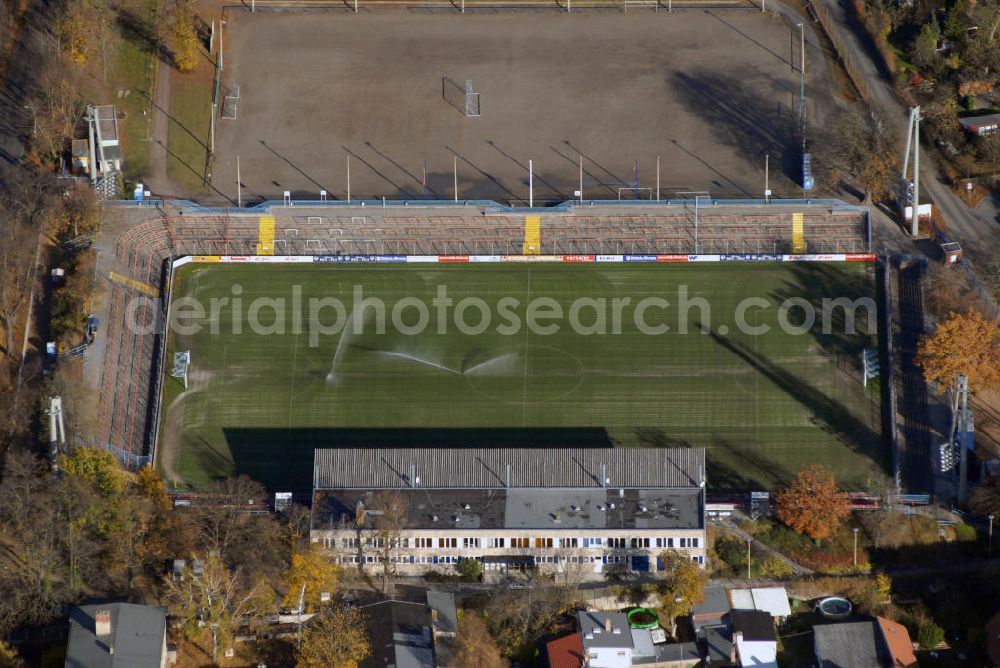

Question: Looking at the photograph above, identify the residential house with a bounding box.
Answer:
[360,592,458,668]
[728,586,791,621]
[65,603,168,668]
[813,617,917,668]
[959,113,1000,136]
[693,585,733,666]
[549,611,698,668]
[730,610,778,668]
[548,632,585,668]
[311,448,707,577]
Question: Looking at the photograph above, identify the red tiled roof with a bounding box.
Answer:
[547,632,584,668]
[876,616,918,668]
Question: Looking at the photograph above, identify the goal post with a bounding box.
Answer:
[172,351,191,389]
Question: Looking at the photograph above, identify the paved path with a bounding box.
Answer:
[146,54,174,197]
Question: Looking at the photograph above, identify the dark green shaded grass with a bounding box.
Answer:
[161,263,884,492]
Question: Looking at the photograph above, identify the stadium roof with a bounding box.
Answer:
[313,485,702,531]
[313,447,705,489]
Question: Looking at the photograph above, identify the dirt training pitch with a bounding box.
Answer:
[213,9,836,205]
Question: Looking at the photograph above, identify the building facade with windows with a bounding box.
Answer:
[310,447,706,576]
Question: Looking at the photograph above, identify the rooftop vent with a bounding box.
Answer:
[570,505,580,511]
[552,513,561,523]
[597,505,605,511]
[452,515,460,522]
[431,515,439,522]
[639,505,648,513]
[463,503,471,510]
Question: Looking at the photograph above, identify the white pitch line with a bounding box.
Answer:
[520,267,532,427]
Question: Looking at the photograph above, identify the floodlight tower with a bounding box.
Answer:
[901,106,923,237]
[47,396,65,470]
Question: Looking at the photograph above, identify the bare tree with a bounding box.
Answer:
[192,475,267,559]
[164,554,266,662]
[369,491,408,595]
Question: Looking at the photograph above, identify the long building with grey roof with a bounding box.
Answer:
[311,447,706,577]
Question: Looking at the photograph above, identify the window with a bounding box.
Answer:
[414,537,433,549]
[630,538,650,548]
[692,537,700,548]
[535,538,553,549]
[667,537,674,548]
[491,537,505,548]
[585,537,603,548]
[438,538,457,548]
[692,555,704,564]
[463,537,480,549]
[608,537,626,549]
[510,537,529,548]
[564,538,578,548]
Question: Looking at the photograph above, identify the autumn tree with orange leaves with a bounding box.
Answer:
[775,465,850,545]
[917,309,1000,392]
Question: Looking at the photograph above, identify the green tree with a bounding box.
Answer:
[60,446,126,498]
[457,557,483,582]
[918,620,945,648]
[913,22,941,73]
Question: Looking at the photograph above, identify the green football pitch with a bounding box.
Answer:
[159,262,885,492]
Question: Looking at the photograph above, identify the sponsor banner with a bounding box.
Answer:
[689,255,722,262]
[500,255,562,262]
[717,254,781,262]
[406,256,440,263]
[173,257,194,268]
[312,255,405,263]
[845,253,877,262]
[785,254,843,262]
[438,255,471,263]
[596,255,625,263]
[192,255,220,263]
[561,255,596,263]
[656,255,690,262]
[624,255,658,263]
[470,255,502,263]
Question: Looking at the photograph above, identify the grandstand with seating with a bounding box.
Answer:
[92,198,870,471]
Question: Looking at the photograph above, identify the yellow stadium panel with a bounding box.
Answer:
[257,214,276,255]
[108,271,159,297]
[523,215,541,255]
[791,212,807,254]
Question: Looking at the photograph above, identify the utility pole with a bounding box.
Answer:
[346,154,351,203]
[902,106,923,236]
[764,153,770,203]
[746,538,751,580]
[957,373,970,505]
[798,24,806,153]
[579,155,583,202]
[529,159,534,208]
[852,527,859,567]
[236,155,241,207]
[656,155,660,201]
[453,155,458,202]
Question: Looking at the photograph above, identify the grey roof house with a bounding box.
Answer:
[361,592,458,668]
[65,603,167,668]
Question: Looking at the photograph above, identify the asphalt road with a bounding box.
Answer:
[816,0,998,252]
